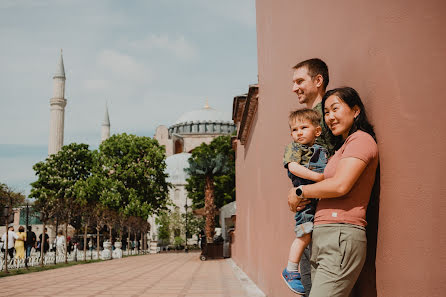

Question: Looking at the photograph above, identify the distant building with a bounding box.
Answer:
[149,102,236,244]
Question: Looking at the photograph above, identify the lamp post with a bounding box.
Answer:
[184,200,188,253]
[54,215,59,265]
[2,205,10,273]
[25,203,29,268]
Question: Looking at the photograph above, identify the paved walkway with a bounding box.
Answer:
[0,252,264,297]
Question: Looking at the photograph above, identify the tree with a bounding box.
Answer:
[156,212,170,246]
[97,133,170,220]
[0,183,25,226]
[185,136,233,243]
[0,183,25,211]
[30,143,94,263]
[93,134,170,253]
[182,212,205,240]
[0,183,25,273]
[185,136,235,210]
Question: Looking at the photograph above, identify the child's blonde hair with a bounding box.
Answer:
[288,108,321,128]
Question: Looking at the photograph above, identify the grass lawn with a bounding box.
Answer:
[0,259,101,278]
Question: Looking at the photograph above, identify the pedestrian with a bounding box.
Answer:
[1,225,18,259]
[199,229,206,250]
[288,87,379,297]
[39,228,49,254]
[25,226,37,258]
[15,226,26,259]
[67,236,72,254]
[55,230,66,256]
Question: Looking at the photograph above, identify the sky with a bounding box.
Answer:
[0,0,258,197]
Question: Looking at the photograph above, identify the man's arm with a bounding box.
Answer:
[288,162,324,182]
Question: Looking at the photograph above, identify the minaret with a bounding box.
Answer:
[204,98,210,109]
[101,103,110,142]
[48,50,67,155]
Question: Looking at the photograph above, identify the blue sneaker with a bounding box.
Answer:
[281,268,305,295]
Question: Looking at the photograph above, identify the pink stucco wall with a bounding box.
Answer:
[232,1,446,296]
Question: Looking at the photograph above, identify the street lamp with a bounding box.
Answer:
[2,205,10,273]
[184,200,188,253]
[25,203,29,268]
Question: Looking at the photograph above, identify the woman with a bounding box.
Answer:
[15,226,26,259]
[55,230,66,256]
[288,87,378,297]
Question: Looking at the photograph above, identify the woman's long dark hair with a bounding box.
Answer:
[322,87,376,150]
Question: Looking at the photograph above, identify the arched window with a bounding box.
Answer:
[174,139,183,154]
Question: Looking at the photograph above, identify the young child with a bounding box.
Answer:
[281,109,328,295]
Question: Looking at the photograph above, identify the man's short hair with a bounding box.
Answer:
[289,108,321,128]
[293,58,329,90]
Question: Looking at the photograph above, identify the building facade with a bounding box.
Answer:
[231,1,446,296]
[149,103,236,243]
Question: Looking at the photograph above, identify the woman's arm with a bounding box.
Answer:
[288,157,367,212]
[288,162,324,182]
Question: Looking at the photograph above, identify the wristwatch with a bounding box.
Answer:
[295,185,304,198]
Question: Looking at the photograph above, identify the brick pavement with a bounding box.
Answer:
[0,252,262,297]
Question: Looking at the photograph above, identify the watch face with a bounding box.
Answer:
[295,187,303,197]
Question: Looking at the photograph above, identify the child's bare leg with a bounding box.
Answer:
[287,233,311,271]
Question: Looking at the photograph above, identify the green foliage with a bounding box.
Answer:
[182,212,205,238]
[155,208,203,244]
[156,211,170,244]
[169,207,183,235]
[0,183,25,209]
[96,133,170,218]
[0,183,25,225]
[173,236,184,248]
[30,143,94,220]
[30,135,171,246]
[185,136,235,209]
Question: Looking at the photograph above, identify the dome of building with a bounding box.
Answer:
[165,152,192,185]
[174,106,231,125]
[169,103,236,136]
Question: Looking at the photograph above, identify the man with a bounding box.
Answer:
[39,228,49,254]
[25,226,37,258]
[1,225,18,258]
[292,58,333,154]
[290,58,332,296]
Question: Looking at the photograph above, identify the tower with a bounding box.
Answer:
[101,103,110,142]
[48,50,67,155]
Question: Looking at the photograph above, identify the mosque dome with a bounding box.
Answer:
[165,152,192,185]
[175,106,230,124]
[169,103,236,136]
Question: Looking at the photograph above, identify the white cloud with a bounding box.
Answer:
[97,49,150,81]
[83,79,110,91]
[81,49,152,93]
[131,34,198,61]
